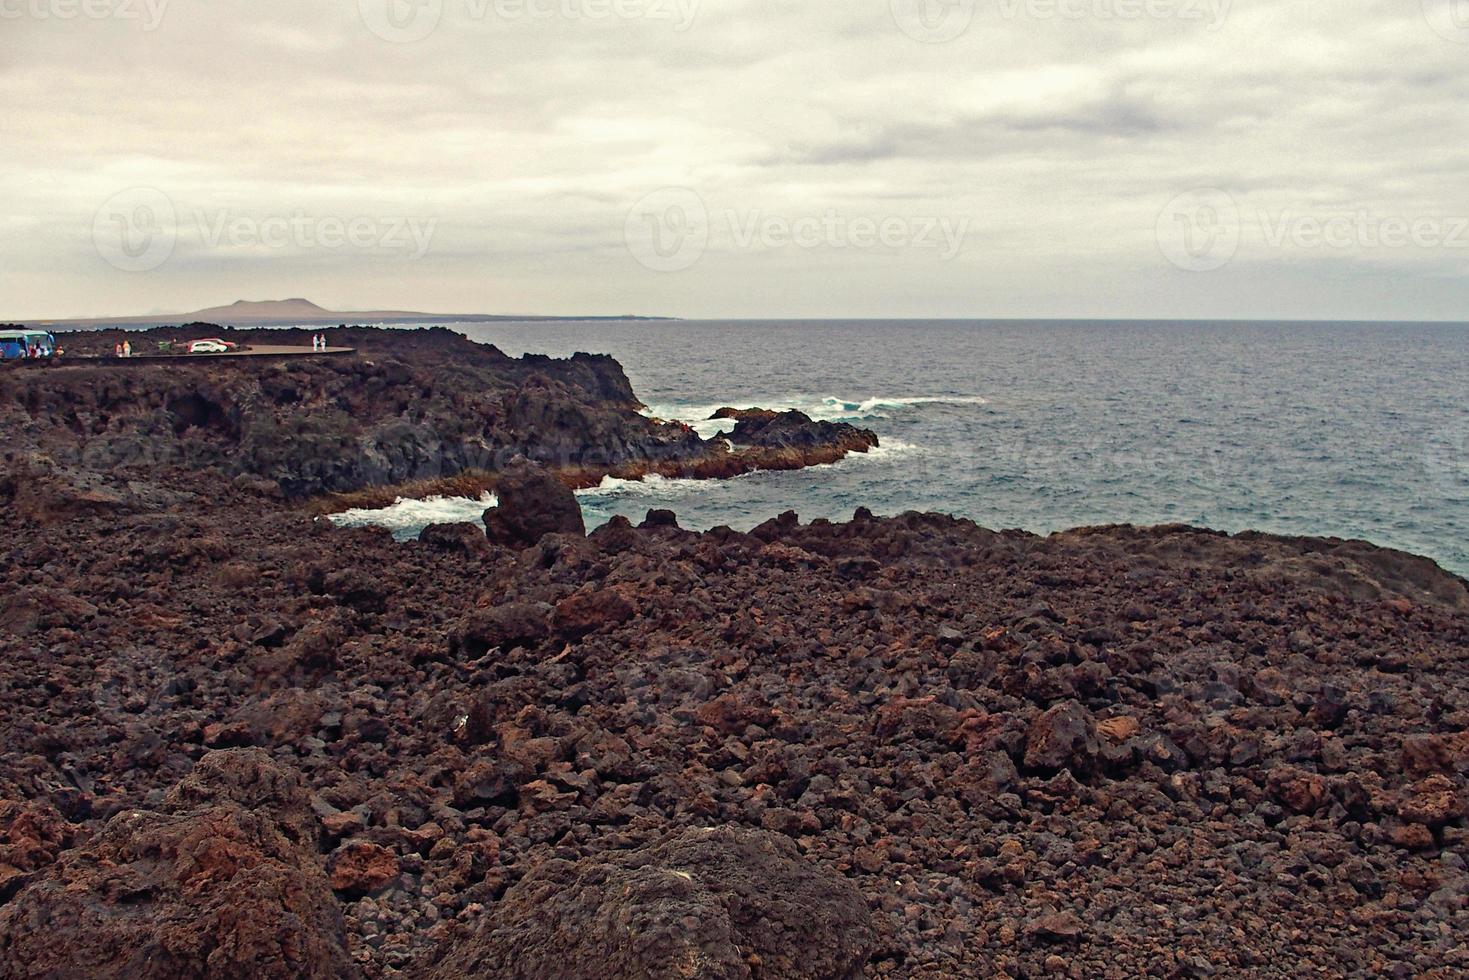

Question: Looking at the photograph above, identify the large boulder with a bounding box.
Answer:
[450,601,554,657]
[483,457,585,548]
[417,826,874,979]
[0,750,353,980]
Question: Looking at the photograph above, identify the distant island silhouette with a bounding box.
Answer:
[32,298,673,328]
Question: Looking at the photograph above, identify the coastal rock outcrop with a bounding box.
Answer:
[417,826,874,980]
[3,329,884,505]
[713,407,879,455]
[0,326,702,501]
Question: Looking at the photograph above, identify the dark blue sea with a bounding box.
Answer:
[331,320,1469,578]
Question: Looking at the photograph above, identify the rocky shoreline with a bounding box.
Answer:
[2,329,1468,977]
[4,325,877,512]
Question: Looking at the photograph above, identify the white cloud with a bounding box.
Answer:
[2,0,1468,319]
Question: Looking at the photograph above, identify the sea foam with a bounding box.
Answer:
[643,393,988,429]
[329,491,498,538]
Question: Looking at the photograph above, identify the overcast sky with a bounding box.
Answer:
[4,0,1469,320]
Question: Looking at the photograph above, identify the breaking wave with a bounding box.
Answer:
[328,491,497,539]
[643,394,988,431]
[575,473,715,500]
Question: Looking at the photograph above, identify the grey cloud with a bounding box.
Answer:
[2,0,1468,319]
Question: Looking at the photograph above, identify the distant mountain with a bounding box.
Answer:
[31,299,672,328]
[190,298,337,322]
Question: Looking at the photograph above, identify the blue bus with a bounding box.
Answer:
[0,330,58,361]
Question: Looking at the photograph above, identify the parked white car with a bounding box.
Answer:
[186,339,230,354]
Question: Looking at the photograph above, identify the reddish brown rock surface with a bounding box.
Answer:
[418,826,874,979]
[2,333,1468,977]
[2,495,1466,976]
[0,749,353,979]
[482,457,585,547]
[330,841,402,897]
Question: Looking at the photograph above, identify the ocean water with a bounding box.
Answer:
[333,320,1469,578]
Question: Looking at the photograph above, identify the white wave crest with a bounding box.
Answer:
[857,437,925,460]
[643,394,987,427]
[329,491,497,535]
[575,473,713,500]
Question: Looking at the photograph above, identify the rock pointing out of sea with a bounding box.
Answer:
[417,826,875,980]
[483,456,586,548]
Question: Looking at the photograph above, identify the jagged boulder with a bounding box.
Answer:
[416,826,874,979]
[0,750,352,980]
[1023,700,1099,773]
[483,458,585,548]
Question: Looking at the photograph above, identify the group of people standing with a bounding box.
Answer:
[113,340,133,358]
[311,334,330,351]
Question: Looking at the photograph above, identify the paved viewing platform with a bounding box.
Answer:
[33,346,356,368]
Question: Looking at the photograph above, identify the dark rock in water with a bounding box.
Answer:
[0,326,713,501]
[417,826,874,980]
[0,749,352,980]
[709,407,777,422]
[641,508,679,528]
[483,457,585,548]
[715,408,878,455]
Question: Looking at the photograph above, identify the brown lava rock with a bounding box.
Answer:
[0,749,352,980]
[417,826,873,979]
[328,840,400,896]
[484,457,585,547]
